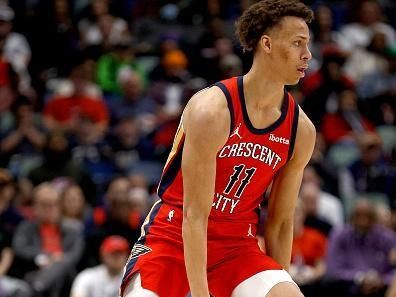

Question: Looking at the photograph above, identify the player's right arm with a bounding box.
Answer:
[182,87,230,297]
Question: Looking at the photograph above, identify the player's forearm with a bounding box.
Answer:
[182,216,210,297]
[264,219,293,270]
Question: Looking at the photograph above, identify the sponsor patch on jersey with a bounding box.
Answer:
[269,134,289,144]
[129,243,152,260]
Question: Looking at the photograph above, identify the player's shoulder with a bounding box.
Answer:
[289,107,316,165]
[296,107,316,143]
[185,85,229,119]
[183,85,230,136]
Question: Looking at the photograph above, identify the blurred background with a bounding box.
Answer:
[0,0,395,297]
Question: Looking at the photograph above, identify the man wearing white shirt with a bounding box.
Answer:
[70,236,129,297]
[301,182,344,228]
[337,0,396,53]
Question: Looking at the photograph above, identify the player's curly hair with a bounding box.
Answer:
[236,0,314,52]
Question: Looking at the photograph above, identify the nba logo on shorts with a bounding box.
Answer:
[168,210,175,222]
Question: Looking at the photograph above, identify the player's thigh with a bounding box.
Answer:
[231,270,303,297]
[123,273,159,297]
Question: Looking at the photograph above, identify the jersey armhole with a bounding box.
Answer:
[287,102,300,161]
[212,82,235,136]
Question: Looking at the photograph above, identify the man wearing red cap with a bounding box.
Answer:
[70,236,129,297]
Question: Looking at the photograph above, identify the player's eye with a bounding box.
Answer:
[293,41,301,46]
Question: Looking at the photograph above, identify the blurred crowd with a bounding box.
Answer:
[0,0,395,297]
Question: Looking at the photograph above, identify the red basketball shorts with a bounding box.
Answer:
[120,201,282,297]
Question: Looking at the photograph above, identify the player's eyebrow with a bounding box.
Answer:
[295,34,310,40]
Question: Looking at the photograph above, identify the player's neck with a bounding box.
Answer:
[243,60,285,110]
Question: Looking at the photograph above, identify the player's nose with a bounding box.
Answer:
[302,45,312,61]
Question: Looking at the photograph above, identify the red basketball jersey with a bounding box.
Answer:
[157,76,299,224]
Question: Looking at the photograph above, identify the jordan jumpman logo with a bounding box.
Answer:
[247,224,254,237]
[230,123,242,139]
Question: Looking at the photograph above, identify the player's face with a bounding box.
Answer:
[267,17,312,85]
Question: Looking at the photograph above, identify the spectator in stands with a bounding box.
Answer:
[0,4,32,95]
[321,88,376,145]
[300,182,335,236]
[44,58,108,137]
[150,49,190,84]
[193,17,229,82]
[339,132,396,207]
[78,0,129,55]
[96,38,146,96]
[92,179,139,242]
[70,235,129,297]
[194,35,240,82]
[31,0,79,79]
[337,0,396,53]
[361,97,395,130]
[69,113,115,186]
[108,68,157,123]
[61,184,87,231]
[309,4,340,72]
[27,130,96,204]
[344,31,389,83]
[84,177,139,264]
[218,52,243,80]
[301,173,344,227]
[325,198,396,297]
[108,116,139,171]
[290,200,327,297]
[308,135,339,196]
[128,186,151,220]
[0,169,31,297]
[12,183,84,297]
[0,96,45,174]
[301,46,354,127]
[108,115,157,174]
[357,46,396,100]
[129,173,149,190]
[211,37,243,80]
[146,50,193,162]
[149,33,183,75]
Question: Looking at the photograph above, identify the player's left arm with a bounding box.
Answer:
[264,108,316,270]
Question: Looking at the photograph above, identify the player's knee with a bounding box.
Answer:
[266,282,304,297]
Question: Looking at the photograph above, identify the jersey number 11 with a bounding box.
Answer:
[224,164,256,198]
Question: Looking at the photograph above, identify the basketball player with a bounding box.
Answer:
[120,1,316,296]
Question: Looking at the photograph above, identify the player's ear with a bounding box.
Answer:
[259,35,272,53]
